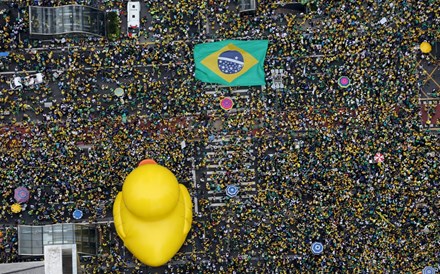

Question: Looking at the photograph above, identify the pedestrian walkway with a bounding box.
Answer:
[204,86,253,116]
[200,86,257,207]
[203,134,256,207]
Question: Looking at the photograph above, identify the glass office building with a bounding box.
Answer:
[29,5,106,36]
[18,224,97,256]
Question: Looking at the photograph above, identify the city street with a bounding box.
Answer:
[0,0,439,272]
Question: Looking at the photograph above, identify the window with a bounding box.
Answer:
[19,224,97,255]
[18,226,44,255]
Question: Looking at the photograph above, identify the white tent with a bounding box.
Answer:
[10,73,44,90]
[10,76,23,89]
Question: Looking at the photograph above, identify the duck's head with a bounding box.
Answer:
[122,159,180,221]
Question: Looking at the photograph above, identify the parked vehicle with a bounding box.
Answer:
[127,1,140,38]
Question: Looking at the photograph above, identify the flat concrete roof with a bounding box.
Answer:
[0,261,44,274]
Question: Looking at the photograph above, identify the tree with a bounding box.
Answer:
[106,12,121,41]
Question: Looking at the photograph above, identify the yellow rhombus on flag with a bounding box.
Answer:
[194,40,269,86]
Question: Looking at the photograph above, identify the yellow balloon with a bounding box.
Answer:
[11,203,22,213]
[420,41,432,53]
[113,159,192,267]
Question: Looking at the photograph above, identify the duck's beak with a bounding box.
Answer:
[138,159,157,166]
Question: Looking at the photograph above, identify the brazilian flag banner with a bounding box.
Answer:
[194,40,269,86]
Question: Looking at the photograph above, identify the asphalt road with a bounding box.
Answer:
[0,2,439,272]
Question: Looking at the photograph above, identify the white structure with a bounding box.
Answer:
[270,69,285,89]
[10,73,44,89]
[44,244,78,274]
[127,1,140,37]
[44,245,63,274]
[240,0,256,13]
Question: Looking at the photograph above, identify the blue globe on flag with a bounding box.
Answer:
[218,51,244,74]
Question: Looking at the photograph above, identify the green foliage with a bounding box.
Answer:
[106,12,121,41]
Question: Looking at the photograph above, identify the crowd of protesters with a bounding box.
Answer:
[1,0,439,272]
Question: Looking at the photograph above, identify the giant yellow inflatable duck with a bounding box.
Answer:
[113,159,192,267]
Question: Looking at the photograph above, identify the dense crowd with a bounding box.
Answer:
[1,0,439,272]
